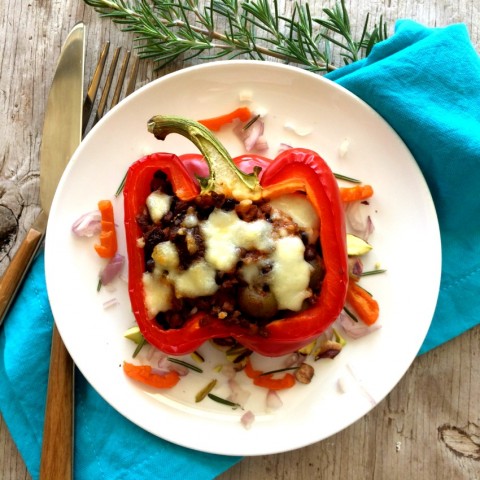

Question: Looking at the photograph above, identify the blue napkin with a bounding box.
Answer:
[0,251,240,479]
[2,19,480,480]
[326,19,480,354]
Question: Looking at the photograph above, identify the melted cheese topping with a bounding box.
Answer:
[143,195,319,316]
[146,191,172,223]
[270,236,313,311]
[201,209,274,272]
[169,260,218,298]
[269,193,319,243]
[152,241,179,271]
[142,272,173,316]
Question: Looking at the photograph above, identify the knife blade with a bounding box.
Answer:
[0,23,85,325]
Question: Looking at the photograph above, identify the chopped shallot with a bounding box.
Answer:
[283,352,304,368]
[151,367,170,377]
[221,362,237,380]
[240,410,255,430]
[339,311,381,339]
[348,257,364,277]
[266,389,283,411]
[99,253,125,286]
[71,210,102,237]
[228,378,251,408]
[234,117,268,152]
[102,298,119,310]
[167,361,190,376]
[346,202,374,241]
[154,354,171,374]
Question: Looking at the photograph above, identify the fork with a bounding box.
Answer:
[39,44,139,480]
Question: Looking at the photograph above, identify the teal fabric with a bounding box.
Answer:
[326,20,480,354]
[0,251,240,480]
[1,19,480,480]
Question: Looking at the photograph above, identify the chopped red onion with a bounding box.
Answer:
[102,298,119,310]
[234,117,266,152]
[240,410,255,430]
[283,352,304,368]
[338,311,382,339]
[71,210,102,237]
[151,367,166,376]
[156,355,169,370]
[168,362,190,376]
[99,253,125,286]
[266,390,283,411]
[346,202,375,241]
[220,362,237,380]
[228,379,251,408]
[253,134,269,152]
[348,257,364,277]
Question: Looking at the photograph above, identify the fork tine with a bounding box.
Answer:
[82,42,110,134]
[125,56,140,97]
[110,50,131,110]
[94,47,121,125]
[83,45,140,136]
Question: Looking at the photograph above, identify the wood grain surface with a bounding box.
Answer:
[1,1,479,479]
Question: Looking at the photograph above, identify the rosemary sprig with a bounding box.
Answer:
[83,0,389,72]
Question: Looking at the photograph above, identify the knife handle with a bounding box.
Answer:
[0,211,47,325]
[39,323,74,480]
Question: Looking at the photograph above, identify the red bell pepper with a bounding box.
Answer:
[123,115,348,357]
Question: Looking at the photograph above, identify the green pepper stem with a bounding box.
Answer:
[147,115,262,199]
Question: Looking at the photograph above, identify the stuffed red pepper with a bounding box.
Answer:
[123,115,348,357]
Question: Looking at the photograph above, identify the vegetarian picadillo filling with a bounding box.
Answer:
[135,170,325,332]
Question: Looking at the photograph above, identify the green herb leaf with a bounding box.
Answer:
[207,393,242,409]
[361,268,387,276]
[334,172,361,184]
[132,337,147,358]
[259,366,299,376]
[168,357,203,373]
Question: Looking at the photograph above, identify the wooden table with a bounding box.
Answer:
[1,1,479,479]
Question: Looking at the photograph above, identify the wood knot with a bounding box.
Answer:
[438,423,480,460]
[0,180,23,251]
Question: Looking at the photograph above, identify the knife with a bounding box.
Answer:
[38,23,85,480]
[0,23,85,479]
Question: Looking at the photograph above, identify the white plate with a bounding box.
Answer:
[45,61,441,456]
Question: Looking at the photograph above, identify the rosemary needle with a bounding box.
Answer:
[207,393,242,409]
[168,357,203,373]
[361,268,387,276]
[334,172,361,183]
[132,337,147,358]
[242,114,261,131]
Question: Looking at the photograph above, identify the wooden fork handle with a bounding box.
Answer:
[40,324,74,480]
[0,211,47,325]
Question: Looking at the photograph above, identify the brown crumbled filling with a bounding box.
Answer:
[136,170,325,331]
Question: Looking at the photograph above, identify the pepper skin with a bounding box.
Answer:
[124,148,348,357]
